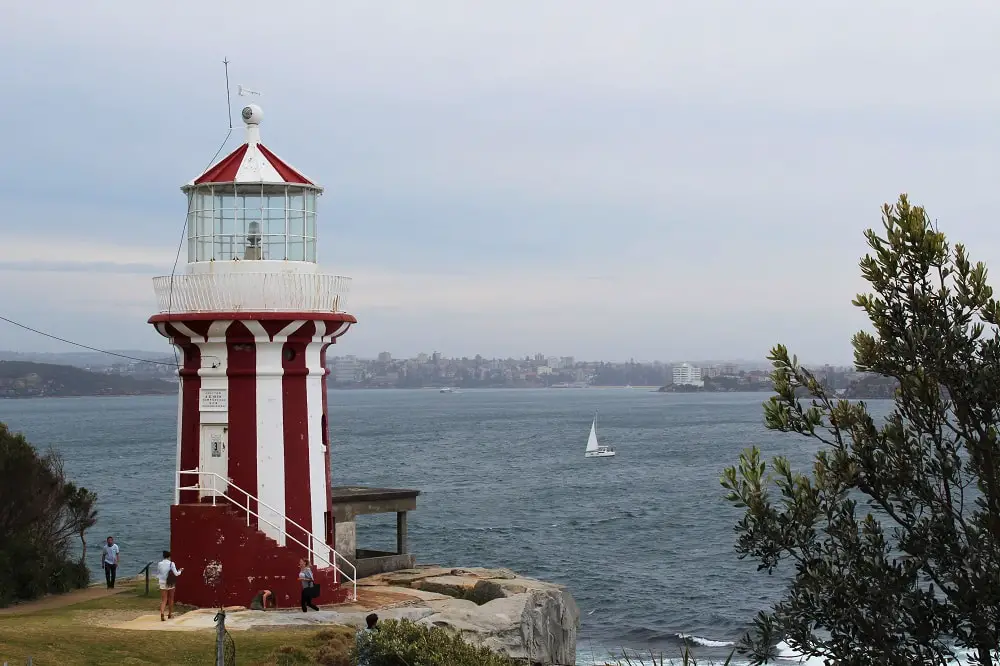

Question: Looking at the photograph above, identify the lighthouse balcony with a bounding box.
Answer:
[152,271,351,314]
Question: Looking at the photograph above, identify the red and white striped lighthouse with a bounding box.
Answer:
[149,103,356,608]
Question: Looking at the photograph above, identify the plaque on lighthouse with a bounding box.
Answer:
[199,388,228,412]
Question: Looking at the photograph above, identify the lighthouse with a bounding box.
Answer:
[149,103,357,608]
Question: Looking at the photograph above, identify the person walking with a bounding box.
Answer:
[99,536,120,589]
[298,559,319,612]
[156,550,183,621]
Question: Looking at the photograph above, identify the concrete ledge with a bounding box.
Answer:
[355,553,416,579]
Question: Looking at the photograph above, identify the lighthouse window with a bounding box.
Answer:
[186,184,319,263]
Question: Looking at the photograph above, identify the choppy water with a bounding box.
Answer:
[0,389,912,664]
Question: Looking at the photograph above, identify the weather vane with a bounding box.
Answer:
[238,85,262,97]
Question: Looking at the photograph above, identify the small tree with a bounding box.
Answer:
[722,195,1000,665]
[0,422,97,605]
[65,483,98,563]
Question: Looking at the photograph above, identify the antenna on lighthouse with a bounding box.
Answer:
[223,57,233,130]
[238,85,262,97]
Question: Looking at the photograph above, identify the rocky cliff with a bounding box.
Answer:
[361,566,580,665]
[125,565,581,666]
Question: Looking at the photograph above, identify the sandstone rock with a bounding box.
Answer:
[359,566,453,587]
[412,575,481,597]
[416,583,580,665]
[118,565,580,666]
[449,567,518,580]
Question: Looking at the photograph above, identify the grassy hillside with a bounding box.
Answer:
[0,361,175,398]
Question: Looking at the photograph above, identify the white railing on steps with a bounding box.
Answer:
[176,468,357,602]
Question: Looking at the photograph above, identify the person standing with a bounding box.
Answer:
[100,536,120,589]
[356,613,379,666]
[156,550,183,621]
[298,559,319,612]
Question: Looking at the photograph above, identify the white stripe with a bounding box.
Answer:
[305,321,331,563]
[235,144,285,183]
[174,345,184,505]
[171,321,206,342]
[244,319,287,544]
[196,321,231,433]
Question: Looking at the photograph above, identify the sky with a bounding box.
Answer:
[3,1,1000,364]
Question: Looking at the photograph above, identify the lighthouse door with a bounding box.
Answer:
[199,425,229,499]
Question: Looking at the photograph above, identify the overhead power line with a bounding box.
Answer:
[0,315,178,367]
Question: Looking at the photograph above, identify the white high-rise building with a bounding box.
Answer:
[332,355,361,383]
[672,363,704,387]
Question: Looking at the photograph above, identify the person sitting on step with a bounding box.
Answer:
[249,589,273,611]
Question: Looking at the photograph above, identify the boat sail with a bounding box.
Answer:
[584,413,616,458]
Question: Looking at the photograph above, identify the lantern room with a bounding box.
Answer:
[181,103,321,266]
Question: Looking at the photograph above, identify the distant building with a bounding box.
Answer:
[377,352,392,363]
[332,356,360,383]
[672,363,704,387]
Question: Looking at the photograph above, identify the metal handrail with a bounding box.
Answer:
[137,560,155,596]
[176,468,357,601]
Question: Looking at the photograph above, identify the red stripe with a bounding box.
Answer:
[193,144,250,184]
[257,143,313,184]
[226,322,258,522]
[172,326,202,504]
[282,322,314,556]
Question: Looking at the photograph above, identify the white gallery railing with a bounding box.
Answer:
[152,272,351,314]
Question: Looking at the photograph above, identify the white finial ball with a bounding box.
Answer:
[241,104,263,126]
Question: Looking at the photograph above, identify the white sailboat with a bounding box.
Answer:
[584,413,616,458]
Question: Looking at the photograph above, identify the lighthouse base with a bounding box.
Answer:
[169,504,349,609]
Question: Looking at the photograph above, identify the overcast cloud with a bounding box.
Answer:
[2,1,999,363]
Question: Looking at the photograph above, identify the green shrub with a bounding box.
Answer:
[0,423,98,607]
[357,619,520,666]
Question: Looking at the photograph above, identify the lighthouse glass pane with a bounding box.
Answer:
[287,236,305,261]
[304,237,317,262]
[305,212,316,239]
[264,193,285,212]
[289,192,305,214]
[289,210,305,237]
[305,192,317,213]
[264,207,285,235]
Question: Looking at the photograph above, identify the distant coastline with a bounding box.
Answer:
[0,361,175,399]
[657,374,899,400]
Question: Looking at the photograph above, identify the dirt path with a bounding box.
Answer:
[0,584,130,616]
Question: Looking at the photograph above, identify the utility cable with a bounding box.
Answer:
[2,58,237,370]
[0,316,178,367]
[163,57,236,367]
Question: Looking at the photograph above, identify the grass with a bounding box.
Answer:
[0,579,356,666]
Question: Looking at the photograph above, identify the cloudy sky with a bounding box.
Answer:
[2,1,999,363]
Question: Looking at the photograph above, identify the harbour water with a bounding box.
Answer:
[0,388,907,664]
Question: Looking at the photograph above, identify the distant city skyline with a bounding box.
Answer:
[0,346,855,370]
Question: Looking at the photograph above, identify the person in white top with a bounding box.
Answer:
[99,536,120,589]
[156,550,183,621]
